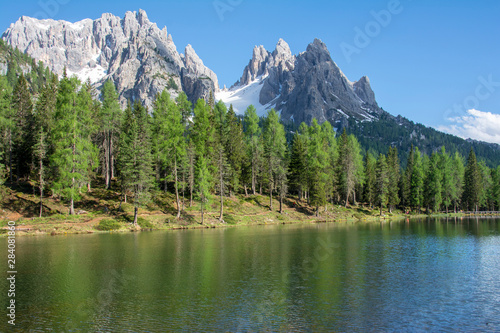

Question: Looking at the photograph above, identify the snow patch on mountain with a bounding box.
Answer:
[215,74,276,116]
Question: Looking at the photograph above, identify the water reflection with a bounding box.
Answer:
[0,218,499,331]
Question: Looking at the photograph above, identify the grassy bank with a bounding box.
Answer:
[0,183,497,236]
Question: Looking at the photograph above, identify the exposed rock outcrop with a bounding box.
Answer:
[2,9,219,108]
[219,38,382,125]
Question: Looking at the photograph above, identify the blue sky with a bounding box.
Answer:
[1,0,500,141]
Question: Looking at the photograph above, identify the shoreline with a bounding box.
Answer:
[2,210,499,237]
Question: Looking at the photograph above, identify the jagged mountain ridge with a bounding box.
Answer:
[216,38,383,126]
[1,9,218,107]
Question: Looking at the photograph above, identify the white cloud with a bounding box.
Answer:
[437,109,500,145]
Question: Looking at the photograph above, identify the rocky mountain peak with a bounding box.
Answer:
[183,44,219,91]
[273,38,292,60]
[353,76,377,106]
[217,38,382,125]
[2,9,219,108]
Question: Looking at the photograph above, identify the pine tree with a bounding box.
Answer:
[51,76,98,215]
[424,152,442,213]
[409,147,425,212]
[401,144,415,209]
[462,148,481,212]
[289,131,308,200]
[439,147,454,213]
[152,90,186,218]
[364,152,377,207]
[175,91,192,125]
[12,73,34,180]
[263,109,287,212]
[386,147,400,213]
[451,152,465,213]
[375,153,389,216]
[117,101,153,224]
[225,105,244,197]
[192,99,213,222]
[243,105,261,195]
[213,100,229,221]
[32,81,57,217]
[0,76,13,182]
[99,79,121,189]
[493,166,500,210]
[196,155,211,224]
[337,129,364,207]
[478,162,493,211]
[308,119,329,216]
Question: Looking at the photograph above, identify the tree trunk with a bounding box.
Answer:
[8,130,12,183]
[269,181,273,211]
[110,135,114,181]
[279,193,283,214]
[39,187,43,218]
[39,154,43,218]
[69,197,75,215]
[104,135,110,189]
[252,163,256,195]
[380,204,383,217]
[174,155,181,219]
[201,198,204,225]
[244,185,248,196]
[133,206,138,225]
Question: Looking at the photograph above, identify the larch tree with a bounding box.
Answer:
[192,99,213,223]
[152,90,186,218]
[337,129,364,207]
[51,76,98,215]
[375,153,389,216]
[117,101,154,225]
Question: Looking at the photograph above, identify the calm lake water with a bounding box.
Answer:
[1,217,500,332]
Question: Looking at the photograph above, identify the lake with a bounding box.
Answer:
[1,217,500,332]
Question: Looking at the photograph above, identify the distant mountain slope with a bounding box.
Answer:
[2,9,218,107]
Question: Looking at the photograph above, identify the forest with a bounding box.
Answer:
[1,41,500,225]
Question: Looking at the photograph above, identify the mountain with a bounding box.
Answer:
[2,11,500,166]
[216,38,383,126]
[1,9,218,107]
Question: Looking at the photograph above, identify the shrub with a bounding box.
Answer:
[96,219,123,231]
[136,217,153,229]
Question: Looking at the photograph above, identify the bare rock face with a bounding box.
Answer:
[227,38,382,125]
[2,9,219,108]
